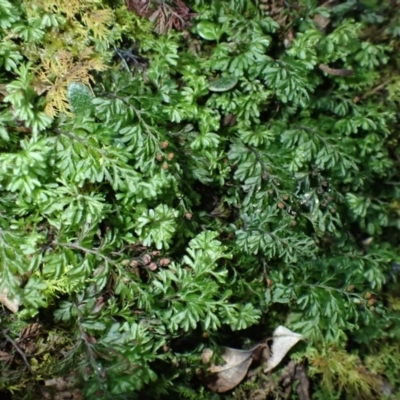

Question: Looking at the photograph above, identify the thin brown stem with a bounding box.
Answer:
[361,78,393,100]
[2,329,35,376]
[320,0,336,7]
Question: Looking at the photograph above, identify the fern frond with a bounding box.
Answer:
[82,9,115,42]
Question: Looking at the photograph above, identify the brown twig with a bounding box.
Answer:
[360,78,393,100]
[282,0,299,9]
[318,63,353,76]
[2,329,50,398]
[2,329,35,376]
[320,0,336,7]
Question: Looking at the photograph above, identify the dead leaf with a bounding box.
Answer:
[206,344,265,393]
[19,323,41,340]
[33,79,52,96]
[127,0,195,34]
[0,350,12,362]
[313,14,330,31]
[252,343,270,364]
[206,348,253,393]
[0,287,19,313]
[125,0,151,16]
[204,325,302,393]
[264,326,303,373]
[18,323,42,353]
[201,348,213,364]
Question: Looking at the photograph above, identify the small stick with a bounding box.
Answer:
[361,78,393,99]
[2,329,35,375]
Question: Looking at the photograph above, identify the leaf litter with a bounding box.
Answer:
[202,325,304,393]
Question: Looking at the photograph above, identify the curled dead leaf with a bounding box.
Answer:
[201,348,213,364]
[0,350,12,362]
[205,343,266,393]
[206,347,254,393]
[0,287,19,313]
[204,326,302,393]
[264,326,303,373]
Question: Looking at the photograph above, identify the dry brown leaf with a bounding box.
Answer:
[19,323,42,340]
[314,14,330,31]
[264,326,303,373]
[206,348,253,393]
[205,344,266,393]
[0,350,12,362]
[208,347,254,374]
[33,78,52,96]
[0,287,19,313]
[204,326,302,393]
[125,0,151,16]
[201,348,213,364]
[18,323,42,353]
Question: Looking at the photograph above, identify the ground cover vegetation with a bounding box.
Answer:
[0,0,400,398]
